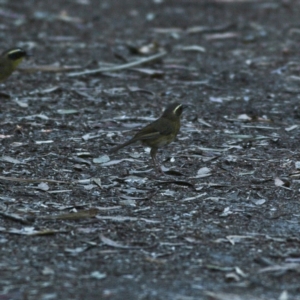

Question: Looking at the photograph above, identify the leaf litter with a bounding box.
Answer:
[1,1,300,299]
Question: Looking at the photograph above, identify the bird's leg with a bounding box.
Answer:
[150,148,163,174]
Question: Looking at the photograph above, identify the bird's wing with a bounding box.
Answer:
[134,118,173,141]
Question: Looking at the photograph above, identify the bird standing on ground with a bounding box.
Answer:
[0,48,28,82]
[110,103,185,173]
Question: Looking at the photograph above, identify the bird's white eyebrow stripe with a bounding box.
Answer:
[7,49,22,55]
[173,104,182,113]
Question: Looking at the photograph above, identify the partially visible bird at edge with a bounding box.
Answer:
[0,48,28,82]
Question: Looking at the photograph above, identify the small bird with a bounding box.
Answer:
[110,103,185,173]
[0,48,28,82]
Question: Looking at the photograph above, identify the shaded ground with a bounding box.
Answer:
[1,0,300,299]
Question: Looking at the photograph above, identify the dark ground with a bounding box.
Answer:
[1,0,300,299]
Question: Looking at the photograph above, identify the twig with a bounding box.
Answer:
[19,65,82,73]
[0,176,69,184]
[0,211,34,225]
[68,51,167,77]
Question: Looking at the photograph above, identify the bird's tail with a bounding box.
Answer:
[109,138,136,153]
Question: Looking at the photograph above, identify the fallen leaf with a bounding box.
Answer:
[90,271,106,280]
[179,45,206,52]
[220,207,232,217]
[205,32,239,40]
[100,234,136,249]
[196,167,212,178]
[57,109,79,115]
[93,155,110,164]
[0,156,24,164]
[253,199,266,205]
[35,140,54,144]
[209,96,223,103]
[285,125,298,131]
[37,182,49,191]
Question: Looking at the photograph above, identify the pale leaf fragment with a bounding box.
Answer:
[65,247,87,254]
[14,99,28,108]
[83,184,96,190]
[184,236,200,244]
[0,134,13,139]
[285,125,298,132]
[57,10,82,23]
[90,271,106,280]
[57,109,78,115]
[48,190,72,194]
[279,290,289,300]
[76,152,91,157]
[274,177,285,187]
[237,113,252,121]
[209,96,223,103]
[119,199,136,207]
[226,235,254,245]
[205,32,239,40]
[152,27,182,34]
[100,234,131,249]
[196,167,212,178]
[37,86,60,94]
[254,199,266,205]
[42,267,55,275]
[21,114,49,120]
[181,193,207,202]
[225,272,240,281]
[82,133,102,141]
[235,266,247,278]
[93,155,110,164]
[35,140,53,144]
[92,178,102,188]
[197,118,212,127]
[220,207,232,217]
[131,67,164,76]
[0,156,23,164]
[186,26,206,34]
[37,182,49,191]
[180,45,206,52]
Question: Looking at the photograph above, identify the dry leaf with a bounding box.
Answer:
[196,167,212,178]
[0,156,23,164]
[93,155,110,164]
[179,45,206,53]
[37,182,49,191]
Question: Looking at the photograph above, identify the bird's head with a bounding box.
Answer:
[3,48,28,68]
[162,103,185,120]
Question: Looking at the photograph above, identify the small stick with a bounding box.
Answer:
[0,176,69,184]
[68,51,167,77]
